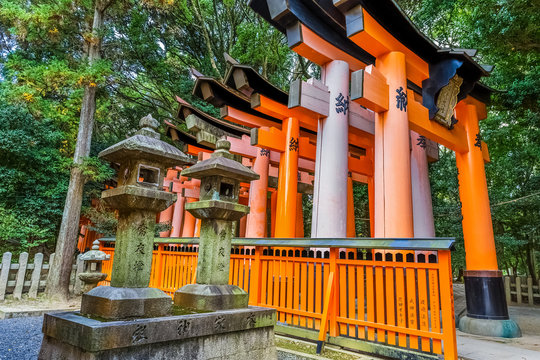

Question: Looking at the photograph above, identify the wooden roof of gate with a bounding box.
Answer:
[249,0,494,103]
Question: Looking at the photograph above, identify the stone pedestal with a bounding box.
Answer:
[39,307,276,360]
[81,287,172,320]
[174,284,248,312]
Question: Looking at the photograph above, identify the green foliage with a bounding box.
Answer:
[77,157,115,182]
[84,203,117,237]
[353,183,371,237]
[0,102,70,252]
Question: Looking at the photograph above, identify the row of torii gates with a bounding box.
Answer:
[84,0,516,342]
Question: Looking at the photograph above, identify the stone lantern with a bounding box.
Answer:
[174,138,259,311]
[78,240,111,293]
[80,114,194,319]
[39,122,276,360]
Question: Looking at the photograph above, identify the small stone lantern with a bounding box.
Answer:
[81,114,194,319]
[78,240,111,293]
[174,139,259,311]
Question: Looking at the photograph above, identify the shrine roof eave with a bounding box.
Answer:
[192,76,284,125]
[175,96,249,138]
[223,64,289,105]
[192,76,316,136]
[250,0,492,96]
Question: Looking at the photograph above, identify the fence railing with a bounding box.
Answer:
[504,275,540,306]
[99,237,456,360]
[0,252,84,300]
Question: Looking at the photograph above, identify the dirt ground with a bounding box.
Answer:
[0,294,80,318]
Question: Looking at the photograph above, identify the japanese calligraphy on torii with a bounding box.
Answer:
[335,93,349,115]
[396,87,407,111]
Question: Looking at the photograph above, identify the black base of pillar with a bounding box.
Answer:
[463,270,508,320]
[460,270,521,338]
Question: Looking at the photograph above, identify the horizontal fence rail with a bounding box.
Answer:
[99,237,457,360]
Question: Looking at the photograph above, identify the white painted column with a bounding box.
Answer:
[410,131,436,237]
[312,60,350,238]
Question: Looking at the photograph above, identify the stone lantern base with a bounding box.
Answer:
[81,286,172,320]
[174,284,249,312]
[38,307,276,360]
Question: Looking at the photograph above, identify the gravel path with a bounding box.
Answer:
[0,316,43,360]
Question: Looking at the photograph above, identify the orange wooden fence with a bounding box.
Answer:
[99,238,456,360]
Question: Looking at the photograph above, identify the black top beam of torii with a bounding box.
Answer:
[249,0,495,111]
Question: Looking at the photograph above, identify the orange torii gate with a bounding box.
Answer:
[191,68,376,239]
[166,100,314,238]
[250,0,518,342]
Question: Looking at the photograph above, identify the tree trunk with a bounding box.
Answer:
[46,2,106,301]
[526,236,537,282]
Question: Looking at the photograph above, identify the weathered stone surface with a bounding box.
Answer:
[174,284,248,311]
[195,219,234,285]
[459,315,522,338]
[39,307,276,359]
[181,139,259,183]
[187,199,249,219]
[101,185,175,212]
[40,326,276,360]
[81,287,171,320]
[109,209,158,288]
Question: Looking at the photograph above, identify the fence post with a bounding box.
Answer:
[154,243,164,289]
[13,252,29,300]
[249,246,262,305]
[328,247,339,338]
[516,277,522,304]
[0,252,12,300]
[29,253,44,299]
[317,271,335,354]
[438,250,457,360]
[504,276,511,305]
[527,277,533,306]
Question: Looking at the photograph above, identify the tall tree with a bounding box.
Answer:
[46,0,113,300]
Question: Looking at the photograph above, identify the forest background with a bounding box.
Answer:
[0,0,538,281]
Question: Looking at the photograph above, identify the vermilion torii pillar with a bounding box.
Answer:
[170,194,185,237]
[252,117,301,237]
[377,52,414,237]
[181,179,200,237]
[454,99,520,336]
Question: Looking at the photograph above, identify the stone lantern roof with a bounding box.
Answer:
[181,139,259,182]
[80,240,110,262]
[99,114,195,167]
